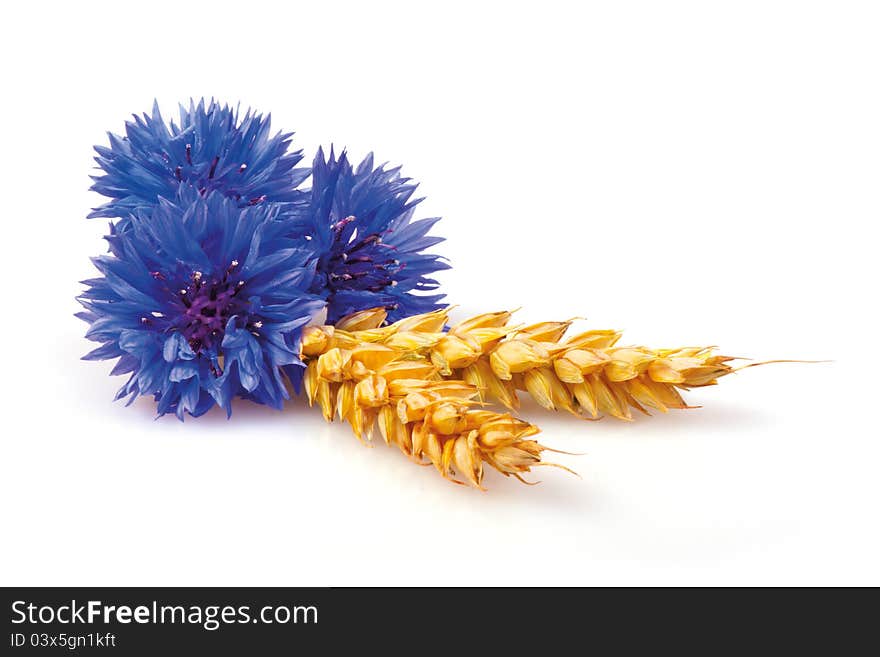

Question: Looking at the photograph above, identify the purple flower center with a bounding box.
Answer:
[322,216,402,300]
[176,260,251,354]
[171,146,268,206]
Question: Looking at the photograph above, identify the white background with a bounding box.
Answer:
[1,1,877,586]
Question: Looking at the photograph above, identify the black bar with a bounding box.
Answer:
[1,587,871,654]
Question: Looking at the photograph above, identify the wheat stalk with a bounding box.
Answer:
[299,322,574,488]
[305,307,754,421]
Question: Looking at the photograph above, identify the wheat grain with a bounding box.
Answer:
[299,317,573,488]
[306,307,747,421]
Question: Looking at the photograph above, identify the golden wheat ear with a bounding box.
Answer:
[310,308,815,423]
[298,316,575,489]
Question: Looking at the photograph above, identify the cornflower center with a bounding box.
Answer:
[323,216,401,299]
[170,145,266,205]
[175,260,252,354]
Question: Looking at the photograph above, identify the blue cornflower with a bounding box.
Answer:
[78,188,324,419]
[89,99,308,227]
[295,148,449,324]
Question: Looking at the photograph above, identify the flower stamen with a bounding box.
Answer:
[176,262,253,355]
[321,214,403,300]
